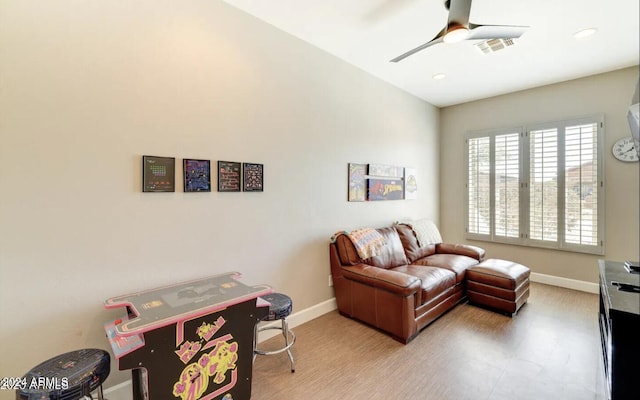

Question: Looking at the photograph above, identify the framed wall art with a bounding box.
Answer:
[142,155,175,192]
[404,167,417,200]
[368,163,404,178]
[183,159,211,192]
[218,161,241,192]
[348,163,367,202]
[243,163,263,192]
[368,178,404,201]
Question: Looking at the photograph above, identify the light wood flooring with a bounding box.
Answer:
[251,282,605,400]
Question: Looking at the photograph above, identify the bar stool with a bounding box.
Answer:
[16,348,110,400]
[254,292,296,373]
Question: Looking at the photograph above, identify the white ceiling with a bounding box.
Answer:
[222,0,639,107]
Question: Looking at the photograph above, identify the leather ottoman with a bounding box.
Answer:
[466,259,530,315]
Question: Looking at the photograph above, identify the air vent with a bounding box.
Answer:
[475,38,515,54]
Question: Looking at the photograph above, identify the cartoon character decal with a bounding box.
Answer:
[205,341,238,384]
[196,317,225,342]
[175,341,203,364]
[172,317,239,400]
[173,363,209,400]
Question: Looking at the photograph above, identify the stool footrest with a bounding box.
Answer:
[254,326,296,355]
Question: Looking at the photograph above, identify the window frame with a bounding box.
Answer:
[464,114,605,255]
[465,126,524,246]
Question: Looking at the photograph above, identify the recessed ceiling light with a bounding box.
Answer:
[573,27,598,39]
[432,73,447,80]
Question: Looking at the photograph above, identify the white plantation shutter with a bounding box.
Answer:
[495,133,520,238]
[465,115,603,254]
[467,136,490,235]
[529,128,558,242]
[564,122,599,246]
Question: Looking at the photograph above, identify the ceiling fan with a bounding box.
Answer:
[390,0,528,62]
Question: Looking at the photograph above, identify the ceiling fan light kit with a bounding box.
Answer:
[443,24,469,43]
[391,0,528,62]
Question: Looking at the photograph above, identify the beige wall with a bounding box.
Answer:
[0,0,439,391]
[2,0,637,394]
[440,67,640,284]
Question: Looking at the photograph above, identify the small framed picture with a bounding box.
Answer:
[243,163,263,192]
[348,163,367,202]
[142,155,175,192]
[218,161,241,192]
[404,167,417,200]
[368,163,404,178]
[368,178,404,201]
[183,159,211,192]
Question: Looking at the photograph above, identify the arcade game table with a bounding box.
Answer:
[104,272,271,400]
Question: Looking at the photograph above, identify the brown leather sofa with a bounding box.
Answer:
[329,224,485,344]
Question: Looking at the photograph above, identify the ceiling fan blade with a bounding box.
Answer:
[466,24,528,40]
[390,30,446,62]
[447,0,472,26]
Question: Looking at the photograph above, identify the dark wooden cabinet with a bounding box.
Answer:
[598,260,640,400]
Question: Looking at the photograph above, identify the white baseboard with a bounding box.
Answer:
[287,297,338,329]
[103,298,338,398]
[257,297,337,342]
[530,272,599,294]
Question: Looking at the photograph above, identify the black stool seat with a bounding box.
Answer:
[16,349,110,400]
[261,292,293,321]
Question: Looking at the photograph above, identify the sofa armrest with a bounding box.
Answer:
[435,243,486,261]
[341,264,421,297]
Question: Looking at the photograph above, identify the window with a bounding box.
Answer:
[465,115,604,254]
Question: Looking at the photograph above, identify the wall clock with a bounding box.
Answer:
[612,136,639,162]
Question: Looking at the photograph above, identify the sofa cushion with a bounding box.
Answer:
[435,243,486,261]
[334,227,408,269]
[413,254,479,284]
[367,227,409,269]
[391,265,455,305]
[395,224,436,262]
